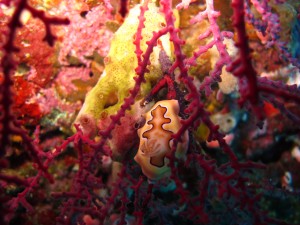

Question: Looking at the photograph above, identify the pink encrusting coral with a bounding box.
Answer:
[58,0,113,67]
[1,0,300,225]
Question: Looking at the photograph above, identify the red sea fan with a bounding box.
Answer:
[1,0,300,225]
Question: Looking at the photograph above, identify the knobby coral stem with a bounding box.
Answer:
[93,25,170,165]
[146,74,176,101]
[161,0,238,163]
[134,0,149,64]
[1,0,69,177]
[229,0,259,106]
[2,0,299,224]
[0,0,70,210]
[185,0,233,96]
[258,78,300,104]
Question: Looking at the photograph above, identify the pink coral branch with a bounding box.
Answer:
[6,129,87,214]
[229,0,300,123]
[0,6,70,213]
[227,0,259,107]
[161,0,238,162]
[133,0,149,65]
[258,78,300,103]
[0,0,69,166]
[249,0,280,48]
[2,0,300,223]
[183,0,233,95]
[94,26,169,162]
[24,2,69,46]
[245,0,300,69]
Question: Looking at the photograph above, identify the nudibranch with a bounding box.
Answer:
[134,100,189,180]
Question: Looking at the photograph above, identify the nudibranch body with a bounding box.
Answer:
[134,100,189,180]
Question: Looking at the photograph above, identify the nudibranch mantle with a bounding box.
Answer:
[134,100,189,180]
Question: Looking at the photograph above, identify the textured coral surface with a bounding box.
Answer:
[1,0,300,225]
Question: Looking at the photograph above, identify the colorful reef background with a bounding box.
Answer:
[1,0,300,224]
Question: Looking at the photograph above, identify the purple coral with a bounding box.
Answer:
[1,0,300,225]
